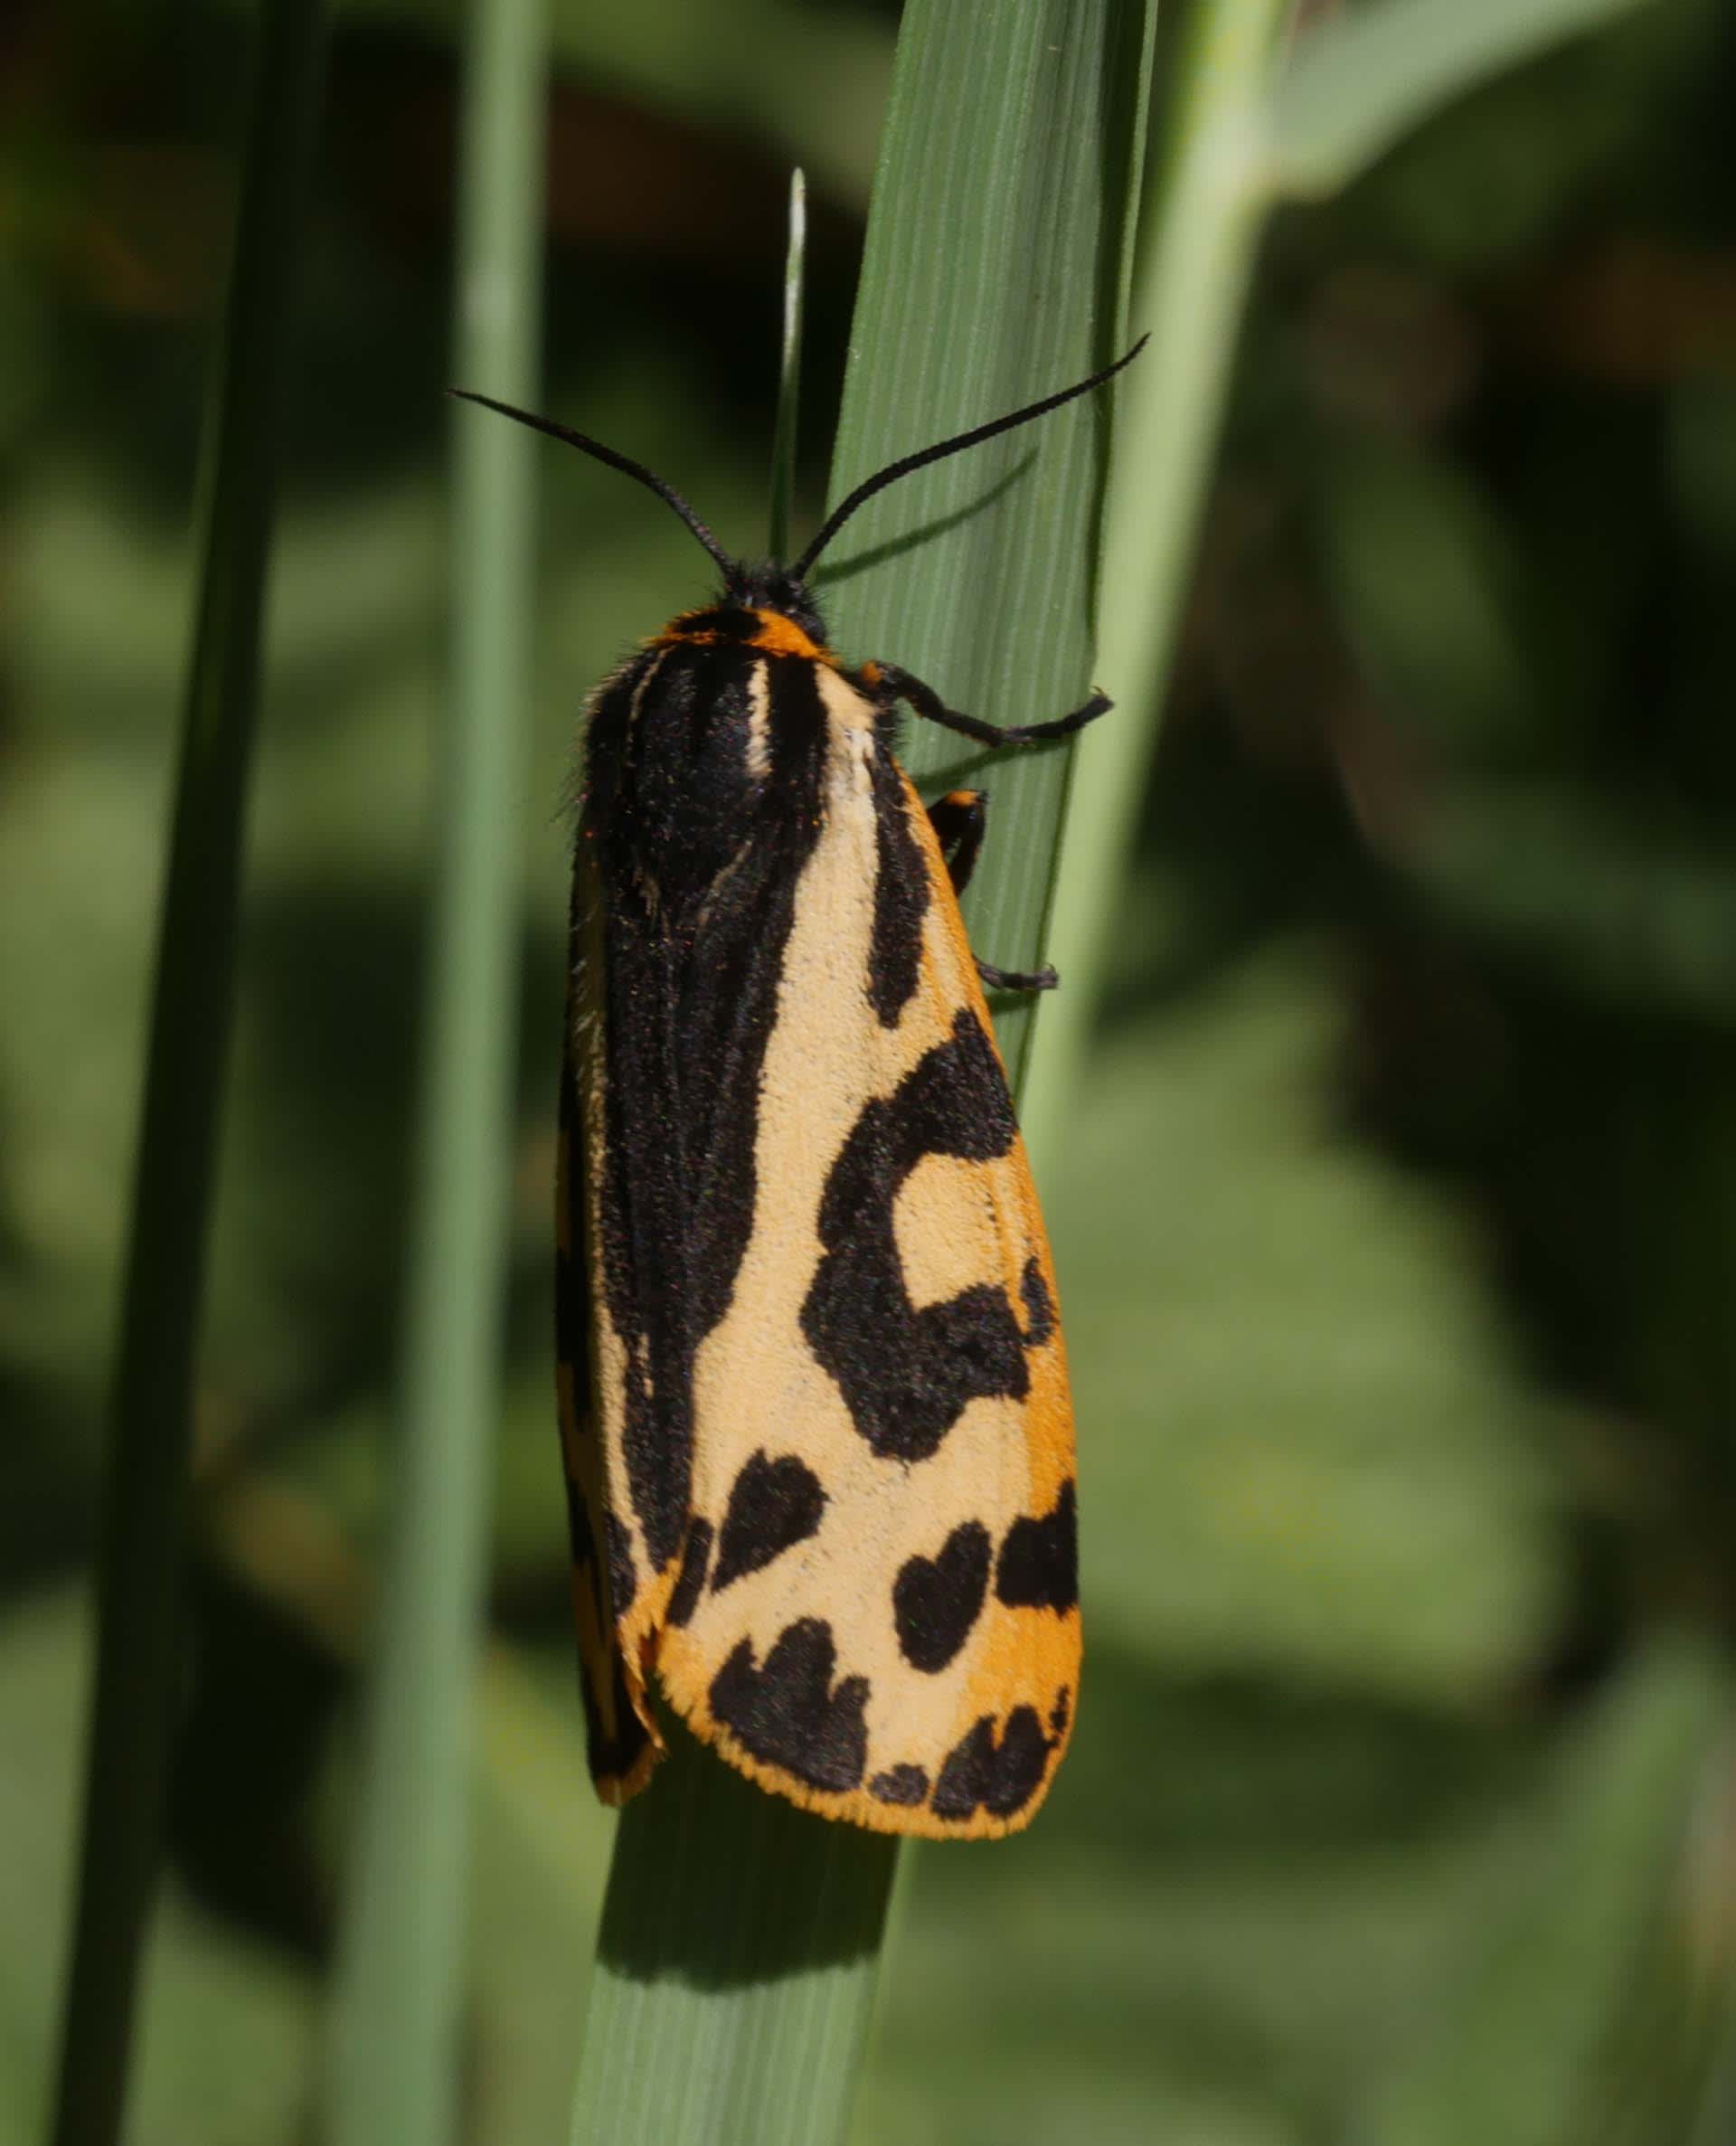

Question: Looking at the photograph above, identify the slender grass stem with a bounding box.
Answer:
[322,3,547,2143]
[768,167,807,562]
[43,8,328,2146]
[1264,0,1660,201]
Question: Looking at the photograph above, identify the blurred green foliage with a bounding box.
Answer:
[5,0,1736,2142]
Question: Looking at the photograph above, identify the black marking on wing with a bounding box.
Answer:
[1049,1687,1071,1736]
[801,1007,1027,1461]
[583,646,828,1571]
[929,1707,1053,1822]
[1018,1256,1056,1347]
[892,1521,991,1672]
[619,1345,658,1569]
[867,755,928,1026]
[575,1643,653,1789]
[556,1019,650,1789]
[566,1472,653,1782]
[709,1618,870,1792]
[562,1475,596,1572]
[995,1480,1078,1613]
[712,1451,826,1592]
[666,1517,713,1629]
[604,1513,637,1620]
[869,1763,930,1807]
[924,789,986,898]
[555,1243,585,1380]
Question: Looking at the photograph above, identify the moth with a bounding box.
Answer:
[456,341,1141,1837]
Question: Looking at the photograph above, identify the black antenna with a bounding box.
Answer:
[789,335,1148,583]
[447,388,736,577]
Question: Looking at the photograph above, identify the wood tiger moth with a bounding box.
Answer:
[455,339,1143,1838]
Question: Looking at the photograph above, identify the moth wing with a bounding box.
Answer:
[654,673,1080,1839]
[559,640,821,1801]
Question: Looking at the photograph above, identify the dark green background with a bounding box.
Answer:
[4,1,1734,2140]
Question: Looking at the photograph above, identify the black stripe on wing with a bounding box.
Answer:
[583,646,830,1572]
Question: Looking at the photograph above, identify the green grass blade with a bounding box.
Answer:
[1023,0,1289,1153]
[43,8,328,2143]
[1264,0,1660,201]
[824,0,1157,1098]
[568,5,1156,2142]
[570,1724,898,2146]
[768,166,807,562]
[321,4,547,2144]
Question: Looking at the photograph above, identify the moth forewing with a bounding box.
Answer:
[556,627,1080,1837]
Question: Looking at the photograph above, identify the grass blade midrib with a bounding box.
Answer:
[322,2,548,2142]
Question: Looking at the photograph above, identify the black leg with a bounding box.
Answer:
[926,789,987,895]
[976,959,1059,994]
[920,778,1063,990]
[877,661,1112,748]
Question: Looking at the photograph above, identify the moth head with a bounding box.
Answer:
[724,561,826,643]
